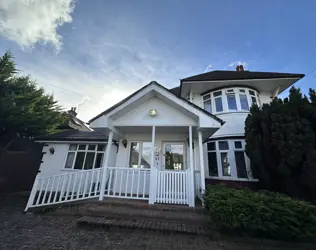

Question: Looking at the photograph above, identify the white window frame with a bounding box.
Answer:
[128,141,152,168]
[64,143,106,170]
[205,139,257,182]
[202,87,261,114]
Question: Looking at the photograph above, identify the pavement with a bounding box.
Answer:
[0,193,315,250]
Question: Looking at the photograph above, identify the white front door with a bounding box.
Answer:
[162,142,186,170]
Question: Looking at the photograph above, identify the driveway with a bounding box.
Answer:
[0,194,314,250]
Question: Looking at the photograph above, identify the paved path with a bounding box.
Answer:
[0,194,314,250]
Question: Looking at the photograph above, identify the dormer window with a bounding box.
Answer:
[202,87,260,114]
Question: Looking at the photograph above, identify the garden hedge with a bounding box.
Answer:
[204,185,316,241]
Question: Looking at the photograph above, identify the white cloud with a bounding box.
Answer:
[204,64,212,72]
[0,0,75,50]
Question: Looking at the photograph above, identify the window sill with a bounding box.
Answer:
[206,176,259,182]
[61,169,98,172]
[213,111,250,116]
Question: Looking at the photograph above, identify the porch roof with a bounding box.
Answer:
[88,81,224,125]
[35,130,110,142]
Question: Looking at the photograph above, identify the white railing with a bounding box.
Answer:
[155,170,189,205]
[103,167,151,200]
[25,168,103,211]
[194,170,202,200]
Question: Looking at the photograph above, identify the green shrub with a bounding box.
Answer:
[204,185,316,241]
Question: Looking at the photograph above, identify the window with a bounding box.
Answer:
[226,89,237,111]
[207,142,218,176]
[64,144,106,170]
[206,140,251,180]
[202,87,260,113]
[129,142,152,168]
[203,94,212,113]
[213,91,223,112]
[249,90,258,106]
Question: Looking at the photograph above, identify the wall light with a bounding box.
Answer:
[149,109,158,117]
[122,139,128,148]
[49,147,55,155]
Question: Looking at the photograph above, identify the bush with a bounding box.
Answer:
[204,185,316,241]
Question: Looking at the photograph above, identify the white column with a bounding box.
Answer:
[189,126,195,207]
[149,126,156,204]
[99,131,113,201]
[198,131,206,197]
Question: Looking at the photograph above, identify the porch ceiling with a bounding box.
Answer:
[115,126,196,134]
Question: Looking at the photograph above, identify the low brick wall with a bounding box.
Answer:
[205,178,259,190]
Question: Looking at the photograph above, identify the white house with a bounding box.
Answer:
[24,66,304,211]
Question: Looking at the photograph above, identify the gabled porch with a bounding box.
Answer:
[24,81,222,211]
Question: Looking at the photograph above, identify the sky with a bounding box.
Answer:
[0,0,316,122]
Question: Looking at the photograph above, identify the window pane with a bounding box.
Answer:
[78,145,86,150]
[94,153,104,168]
[227,94,237,110]
[221,152,231,176]
[97,144,105,151]
[234,141,242,149]
[204,100,212,113]
[235,151,248,178]
[249,90,255,96]
[88,145,96,150]
[239,89,246,93]
[218,141,229,150]
[65,152,75,168]
[251,96,257,105]
[130,142,140,168]
[141,142,152,169]
[240,94,249,110]
[215,97,223,112]
[69,144,77,150]
[208,152,218,176]
[164,144,184,170]
[213,91,222,97]
[203,94,211,100]
[74,152,85,169]
[207,142,216,151]
[83,152,95,169]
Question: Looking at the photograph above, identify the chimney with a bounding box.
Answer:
[236,65,244,72]
[67,107,77,117]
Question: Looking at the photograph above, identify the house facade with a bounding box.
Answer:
[24,67,304,211]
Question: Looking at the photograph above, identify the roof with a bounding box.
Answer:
[169,86,180,96]
[58,114,91,131]
[88,81,224,124]
[36,130,109,142]
[181,70,305,82]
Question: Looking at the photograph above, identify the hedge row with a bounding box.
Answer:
[204,185,316,241]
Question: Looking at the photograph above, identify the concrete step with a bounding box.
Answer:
[77,215,208,235]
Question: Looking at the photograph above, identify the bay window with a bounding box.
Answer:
[64,144,106,170]
[206,139,252,180]
[202,87,260,114]
[129,142,152,168]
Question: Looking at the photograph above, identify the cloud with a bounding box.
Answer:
[204,64,212,72]
[0,0,75,50]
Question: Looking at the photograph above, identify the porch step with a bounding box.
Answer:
[85,204,207,224]
[77,215,208,235]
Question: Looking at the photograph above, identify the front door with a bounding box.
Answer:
[162,142,185,170]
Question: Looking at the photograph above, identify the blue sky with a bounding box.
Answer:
[0,0,315,121]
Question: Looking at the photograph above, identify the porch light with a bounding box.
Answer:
[49,147,55,155]
[122,139,128,148]
[149,109,158,117]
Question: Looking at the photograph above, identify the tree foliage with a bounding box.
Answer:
[245,87,316,202]
[0,51,67,148]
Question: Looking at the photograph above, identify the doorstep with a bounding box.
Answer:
[77,215,208,235]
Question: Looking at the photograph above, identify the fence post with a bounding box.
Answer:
[24,174,39,212]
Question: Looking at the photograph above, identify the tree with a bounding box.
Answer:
[0,51,67,149]
[245,87,316,202]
